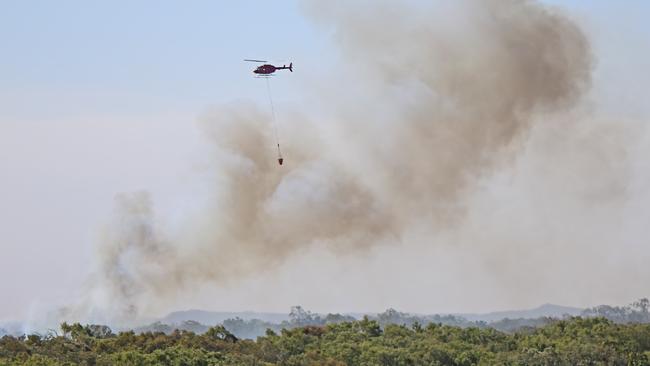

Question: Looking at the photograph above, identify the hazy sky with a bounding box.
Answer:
[1,1,649,323]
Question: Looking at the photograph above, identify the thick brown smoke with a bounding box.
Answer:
[77,0,595,323]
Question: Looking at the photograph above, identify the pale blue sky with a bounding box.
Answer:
[0,1,323,114]
[1,1,649,322]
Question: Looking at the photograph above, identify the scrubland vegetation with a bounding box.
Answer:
[2,309,650,365]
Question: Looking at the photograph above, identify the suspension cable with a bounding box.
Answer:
[265,77,283,164]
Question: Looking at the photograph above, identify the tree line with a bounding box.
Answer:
[2,299,649,365]
[2,316,650,365]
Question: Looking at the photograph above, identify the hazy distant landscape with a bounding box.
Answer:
[132,303,585,339]
[1,299,646,340]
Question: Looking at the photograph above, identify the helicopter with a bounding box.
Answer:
[244,59,293,76]
[244,59,292,166]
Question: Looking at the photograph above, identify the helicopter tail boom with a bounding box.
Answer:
[276,63,293,72]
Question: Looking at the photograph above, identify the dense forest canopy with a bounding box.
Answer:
[1,298,649,366]
[2,317,650,365]
[2,299,649,365]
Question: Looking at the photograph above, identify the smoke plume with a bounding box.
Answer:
[75,0,606,323]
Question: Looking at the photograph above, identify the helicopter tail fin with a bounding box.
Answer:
[289,62,293,72]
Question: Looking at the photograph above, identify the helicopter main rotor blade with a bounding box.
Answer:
[244,59,267,63]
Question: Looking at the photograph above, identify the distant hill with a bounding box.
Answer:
[160,310,289,326]
[459,304,584,322]
[160,304,583,326]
